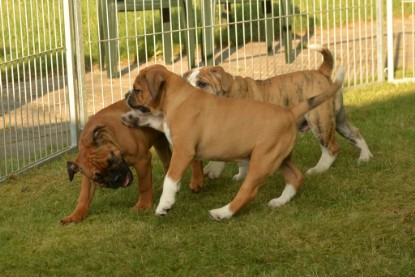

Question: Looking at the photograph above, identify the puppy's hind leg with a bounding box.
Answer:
[189,160,204,192]
[204,161,226,179]
[306,109,339,175]
[335,106,373,163]
[232,160,249,181]
[209,146,289,220]
[268,158,303,208]
[209,171,265,221]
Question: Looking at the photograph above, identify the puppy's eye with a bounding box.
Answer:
[133,88,141,94]
[94,173,105,183]
[197,81,208,88]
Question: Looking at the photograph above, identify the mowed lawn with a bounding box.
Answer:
[0,82,414,276]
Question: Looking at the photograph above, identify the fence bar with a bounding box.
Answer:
[376,0,385,82]
[386,0,394,81]
[63,0,78,147]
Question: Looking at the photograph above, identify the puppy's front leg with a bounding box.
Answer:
[156,175,181,215]
[156,150,193,216]
[61,176,96,224]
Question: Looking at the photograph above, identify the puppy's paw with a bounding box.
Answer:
[305,166,327,175]
[132,201,152,212]
[232,172,246,181]
[209,204,233,221]
[155,196,175,216]
[267,198,288,208]
[60,212,86,225]
[155,203,173,216]
[120,111,140,128]
[189,180,204,192]
[357,150,373,163]
[267,184,296,208]
[203,161,225,179]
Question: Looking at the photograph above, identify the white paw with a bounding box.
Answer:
[209,204,234,221]
[306,147,336,174]
[232,173,244,181]
[204,161,225,179]
[306,166,327,175]
[357,150,373,163]
[355,138,373,163]
[155,196,175,216]
[268,197,288,208]
[232,165,248,181]
[267,184,297,208]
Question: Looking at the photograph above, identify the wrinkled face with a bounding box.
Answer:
[67,126,133,189]
[125,65,166,114]
[183,66,232,97]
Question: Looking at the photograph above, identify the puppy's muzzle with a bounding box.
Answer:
[125,90,150,113]
[95,156,134,189]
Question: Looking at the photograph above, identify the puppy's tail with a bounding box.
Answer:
[308,44,334,78]
[290,65,344,121]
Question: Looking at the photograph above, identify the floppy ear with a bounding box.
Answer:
[143,69,165,101]
[211,66,232,92]
[92,125,106,146]
[66,161,79,182]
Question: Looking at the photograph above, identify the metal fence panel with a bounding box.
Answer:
[387,0,415,82]
[81,0,385,119]
[0,0,76,182]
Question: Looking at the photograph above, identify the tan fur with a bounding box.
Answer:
[61,100,171,224]
[184,46,372,174]
[126,65,343,219]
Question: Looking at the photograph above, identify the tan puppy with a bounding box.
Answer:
[125,64,344,220]
[184,45,372,176]
[61,100,171,224]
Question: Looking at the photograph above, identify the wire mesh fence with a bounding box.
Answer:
[0,0,73,181]
[80,0,386,119]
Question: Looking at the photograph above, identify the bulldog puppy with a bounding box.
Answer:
[184,44,373,177]
[61,100,171,224]
[125,64,344,220]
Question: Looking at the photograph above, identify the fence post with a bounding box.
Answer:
[376,0,384,82]
[73,0,88,129]
[63,0,78,147]
[386,0,394,82]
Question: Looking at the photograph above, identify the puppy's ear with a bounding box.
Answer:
[143,69,165,101]
[182,70,191,80]
[92,125,106,146]
[66,161,79,181]
[211,66,232,92]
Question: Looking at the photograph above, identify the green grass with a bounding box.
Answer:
[1,82,415,276]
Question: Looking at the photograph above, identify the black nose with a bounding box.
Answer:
[125,91,132,100]
[113,174,121,182]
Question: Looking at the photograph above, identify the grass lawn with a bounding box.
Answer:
[1,82,414,276]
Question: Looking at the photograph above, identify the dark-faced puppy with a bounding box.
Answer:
[61,99,171,224]
[125,64,344,220]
